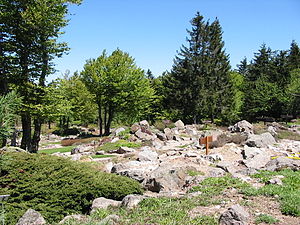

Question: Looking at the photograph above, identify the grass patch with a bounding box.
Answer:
[38,146,74,154]
[241,169,300,217]
[255,214,279,224]
[277,130,300,141]
[91,154,115,159]
[98,140,141,152]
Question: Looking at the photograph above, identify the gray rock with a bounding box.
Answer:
[185,127,198,136]
[217,161,237,174]
[245,132,276,148]
[267,126,277,136]
[96,150,105,155]
[219,204,250,225]
[208,168,226,177]
[174,120,185,130]
[59,215,88,224]
[131,123,140,133]
[104,162,114,173]
[228,120,253,135]
[1,146,27,153]
[203,154,224,162]
[152,139,164,149]
[156,132,167,141]
[111,161,159,182]
[71,146,81,155]
[138,150,158,162]
[243,152,270,169]
[114,127,126,136]
[98,214,120,225]
[139,120,150,129]
[235,168,258,176]
[109,146,135,154]
[142,165,189,192]
[135,129,156,141]
[264,156,300,171]
[242,146,262,159]
[121,194,145,208]
[266,177,283,185]
[16,209,46,225]
[164,128,174,140]
[91,197,121,212]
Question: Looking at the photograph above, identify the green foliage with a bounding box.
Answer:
[163,12,232,123]
[0,152,142,224]
[286,69,300,116]
[255,214,279,224]
[97,140,141,152]
[187,170,205,176]
[81,49,155,135]
[0,91,21,146]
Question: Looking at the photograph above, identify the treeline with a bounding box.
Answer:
[1,6,299,152]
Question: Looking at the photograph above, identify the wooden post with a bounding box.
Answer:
[200,136,213,155]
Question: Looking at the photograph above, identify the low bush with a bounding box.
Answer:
[277,130,300,141]
[0,152,142,224]
[255,214,279,224]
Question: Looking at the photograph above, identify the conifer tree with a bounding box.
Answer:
[163,12,231,123]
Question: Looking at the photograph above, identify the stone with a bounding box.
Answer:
[139,120,150,129]
[186,127,198,136]
[71,146,81,155]
[104,162,114,173]
[91,197,121,212]
[264,156,300,171]
[99,215,120,225]
[121,194,145,209]
[228,120,253,135]
[111,161,159,182]
[135,129,156,141]
[243,151,270,169]
[156,132,167,141]
[266,177,283,185]
[217,161,237,174]
[242,145,262,159]
[114,127,126,136]
[1,146,27,153]
[16,209,46,225]
[152,139,164,149]
[96,150,105,155]
[59,215,88,224]
[164,128,174,140]
[109,146,135,154]
[142,165,189,192]
[138,149,158,162]
[267,126,277,136]
[208,168,226,177]
[203,154,224,162]
[245,132,276,148]
[131,123,140,133]
[174,120,185,130]
[219,204,250,225]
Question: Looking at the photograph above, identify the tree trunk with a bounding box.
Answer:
[104,106,114,136]
[31,118,42,153]
[21,113,32,151]
[11,129,17,147]
[48,120,51,129]
[98,103,103,136]
[1,139,7,148]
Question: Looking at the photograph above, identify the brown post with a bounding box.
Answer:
[200,136,213,155]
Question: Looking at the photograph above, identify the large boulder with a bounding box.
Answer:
[242,145,262,159]
[111,161,159,182]
[228,120,253,135]
[219,204,250,225]
[264,156,300,171]
[243,151,271,170]
[139,120,150,129]
[245,132,276,148]
[1,146,27,153]
[137,149,158,162]
[16,209,46,225]
[174,120,185,130]
[142,164,190,192]
[121,194,146,209]
[163,128,174,140]
[135,129,156,141]
[91,197,121,212]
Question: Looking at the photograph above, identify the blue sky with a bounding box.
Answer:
[50,0,300,81]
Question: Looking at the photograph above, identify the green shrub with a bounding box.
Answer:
[0,152,142,224]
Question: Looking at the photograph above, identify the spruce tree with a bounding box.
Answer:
[163,12,231,123]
